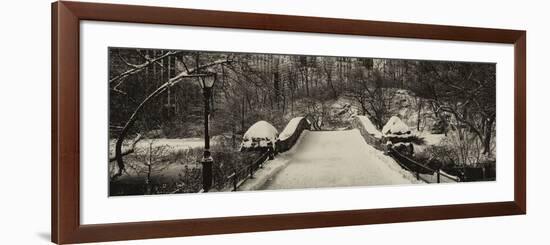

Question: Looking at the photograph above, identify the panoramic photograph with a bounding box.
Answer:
[108,47,496,196]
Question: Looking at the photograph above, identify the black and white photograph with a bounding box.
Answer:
[108,47,496,196]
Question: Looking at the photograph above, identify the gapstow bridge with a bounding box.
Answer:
[223,116,457,193]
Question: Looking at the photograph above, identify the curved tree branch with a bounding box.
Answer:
[109,51,183,85]
[109,133,142,162]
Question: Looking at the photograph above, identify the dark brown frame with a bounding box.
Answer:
[52,1,526,244]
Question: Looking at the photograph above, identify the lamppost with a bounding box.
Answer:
[197,72,217,192]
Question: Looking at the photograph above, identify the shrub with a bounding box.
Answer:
[109,140,265,195]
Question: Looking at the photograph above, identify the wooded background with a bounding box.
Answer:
[109,48,495,146]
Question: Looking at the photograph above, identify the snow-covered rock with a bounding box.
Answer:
[382,116,411,136]
[241,121,279,150]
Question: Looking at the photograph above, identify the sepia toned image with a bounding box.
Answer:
[108,47,496,196]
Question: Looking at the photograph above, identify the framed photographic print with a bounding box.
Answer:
[52,1,526,244]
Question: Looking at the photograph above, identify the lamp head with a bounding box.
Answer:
[197,72,217,89]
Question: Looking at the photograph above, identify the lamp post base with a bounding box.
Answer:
[201,156,213,192]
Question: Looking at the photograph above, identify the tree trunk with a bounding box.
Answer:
[303,68,310,96]
[146,143,153,195]
[416,98,423,131]
[241,95,245,132]
[273,72,280,110]
[325,68,337,99]
[483,116,495,156]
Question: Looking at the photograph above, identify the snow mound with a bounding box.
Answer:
[356,116,382,138]
[279,117,304,141]
[382,116,411,136]
[241,121,279,149]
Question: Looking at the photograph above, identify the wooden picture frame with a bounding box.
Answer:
[51,1,526,244]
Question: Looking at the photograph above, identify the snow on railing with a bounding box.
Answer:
[276,117,311,153]
[351,116,384,150]
[351,115,460,184]
[279,117,304,141]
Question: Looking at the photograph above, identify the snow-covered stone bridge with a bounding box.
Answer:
[258,129,417,190]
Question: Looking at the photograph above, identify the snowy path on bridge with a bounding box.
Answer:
[261,129,418,190]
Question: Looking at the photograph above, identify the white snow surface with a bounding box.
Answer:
[393,142,411,147]
[108,138,208,157]
[136,138,205,150]
[261,129,419,190]
[279,117,304,141]
[382,116,411,136]
[355,115,383,138]
[241,121,279,148]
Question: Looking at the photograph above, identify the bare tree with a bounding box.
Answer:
[348,71,396,130]
[131,140,171,195]
[415,61,496,156]
[304,98,328,130]
[111,58,233,180]
[108,133,142,162]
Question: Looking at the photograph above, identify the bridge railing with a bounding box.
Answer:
[226,117,310,191]
[388,147,459,183]
[350,116,385,151]
[351,115,459,183]
[276,117,311,153]
[226,150,270,191]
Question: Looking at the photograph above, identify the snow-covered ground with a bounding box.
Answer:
[135,138,205,151]
[261,129,420,190]
[109,138,207,156]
